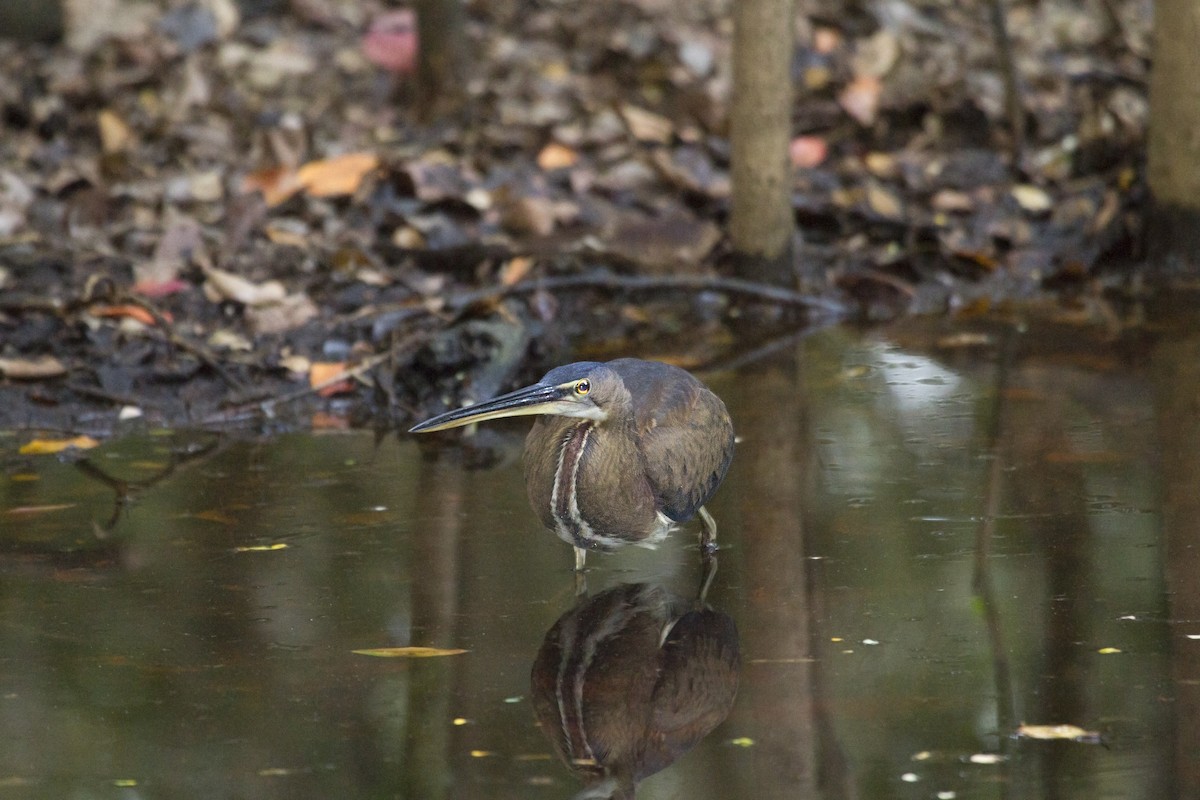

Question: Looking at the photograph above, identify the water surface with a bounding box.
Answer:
[2,297,1197,799]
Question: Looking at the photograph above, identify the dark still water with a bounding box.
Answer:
[1,298,1197,799]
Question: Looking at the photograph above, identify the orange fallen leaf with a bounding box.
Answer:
[241,166,304,207]
[309,362,356,397]
[19,436,100,455]
[499,256,534,286]
[92,304,171,326]
[537,142,579,170]
[352,647,469,658]
[296,152,380,198]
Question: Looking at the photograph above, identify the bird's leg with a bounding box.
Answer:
[574,546,588,572]
[697,548,718,604]
[698,506,718,554]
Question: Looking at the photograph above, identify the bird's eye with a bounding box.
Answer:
[575,380,591,396]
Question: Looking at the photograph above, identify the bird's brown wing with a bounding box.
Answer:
[610,359,735,522]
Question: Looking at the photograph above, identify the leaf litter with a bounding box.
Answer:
[0,0,1153,434]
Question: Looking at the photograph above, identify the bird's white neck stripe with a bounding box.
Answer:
[551,422,596,546]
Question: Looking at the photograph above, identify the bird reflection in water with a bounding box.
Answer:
[530,559,740,799]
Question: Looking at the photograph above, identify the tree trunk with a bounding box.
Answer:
[730,0,796,288]
[1146,0,1200,271]
[414,0,467,122]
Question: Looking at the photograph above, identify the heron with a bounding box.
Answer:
[409,358,735,570]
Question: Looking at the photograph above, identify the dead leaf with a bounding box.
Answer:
[98,109,134,154]
[789,136,828,168]
[494,188,556,237]
[296,152,380,198]
[865,181,904,220]
[245,292,319,334]
[3,503,76,516]
[91,304,167,327]
[192,509,236,524]
[537,142,579,170]
[1016,724,1101,742]
[202,266,287,307]
[839,75,881,126]
[352,647,468,658]
[241,166,304,207]
[136,215,206,292]
[362,9,418,75]
[499,256,534,286]
[619,104,673,144]
[309,362,355,396]
[19,435,100,455]
[0,355,67,379]
[1011,184,1053,214]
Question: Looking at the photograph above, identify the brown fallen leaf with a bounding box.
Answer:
[0,355,67,379]
[19,436,99,455]
[619,104,673,144]
[245,292,318,335]
[98,109,134,154]
[353,647,469,658]
[296,152,380,198]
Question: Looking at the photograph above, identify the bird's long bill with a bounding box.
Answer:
[409,382,564,433]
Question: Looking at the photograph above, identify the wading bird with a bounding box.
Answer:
[409,359,734,570]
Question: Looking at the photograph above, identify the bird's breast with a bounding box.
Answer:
[525,418,662,550]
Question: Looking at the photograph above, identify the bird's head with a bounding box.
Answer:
[409,362,621,433]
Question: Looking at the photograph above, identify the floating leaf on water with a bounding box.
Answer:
[968,753,1005,764]
[19,436,99,455]
[352,647,468,658]
[192,509,236,525]
[3,503,76,516]
[233,543,288,553]
[1016,723,1101,742]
